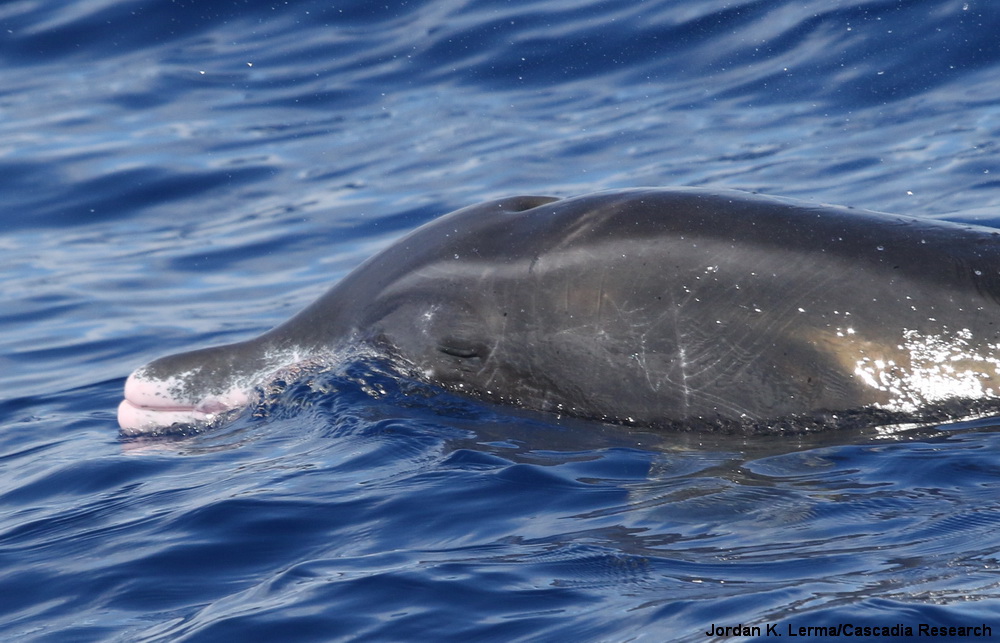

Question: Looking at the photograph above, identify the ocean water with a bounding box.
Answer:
[3,0,1000,640]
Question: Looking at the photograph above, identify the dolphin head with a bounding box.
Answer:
[116,195,562,435]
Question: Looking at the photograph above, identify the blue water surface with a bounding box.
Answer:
[3,1,1000,641]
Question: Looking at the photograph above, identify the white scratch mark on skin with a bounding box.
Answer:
[677,344,691,408]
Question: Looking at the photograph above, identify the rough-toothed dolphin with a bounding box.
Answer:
[118,188,1000,434]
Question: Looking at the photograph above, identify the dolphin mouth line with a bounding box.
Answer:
[119,395,236,418]
[117,397,225,434]
[120,399,198,413]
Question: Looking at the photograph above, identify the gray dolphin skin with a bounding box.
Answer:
[118,188,1000,434]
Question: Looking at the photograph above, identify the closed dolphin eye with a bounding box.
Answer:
[437,341,483,359]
